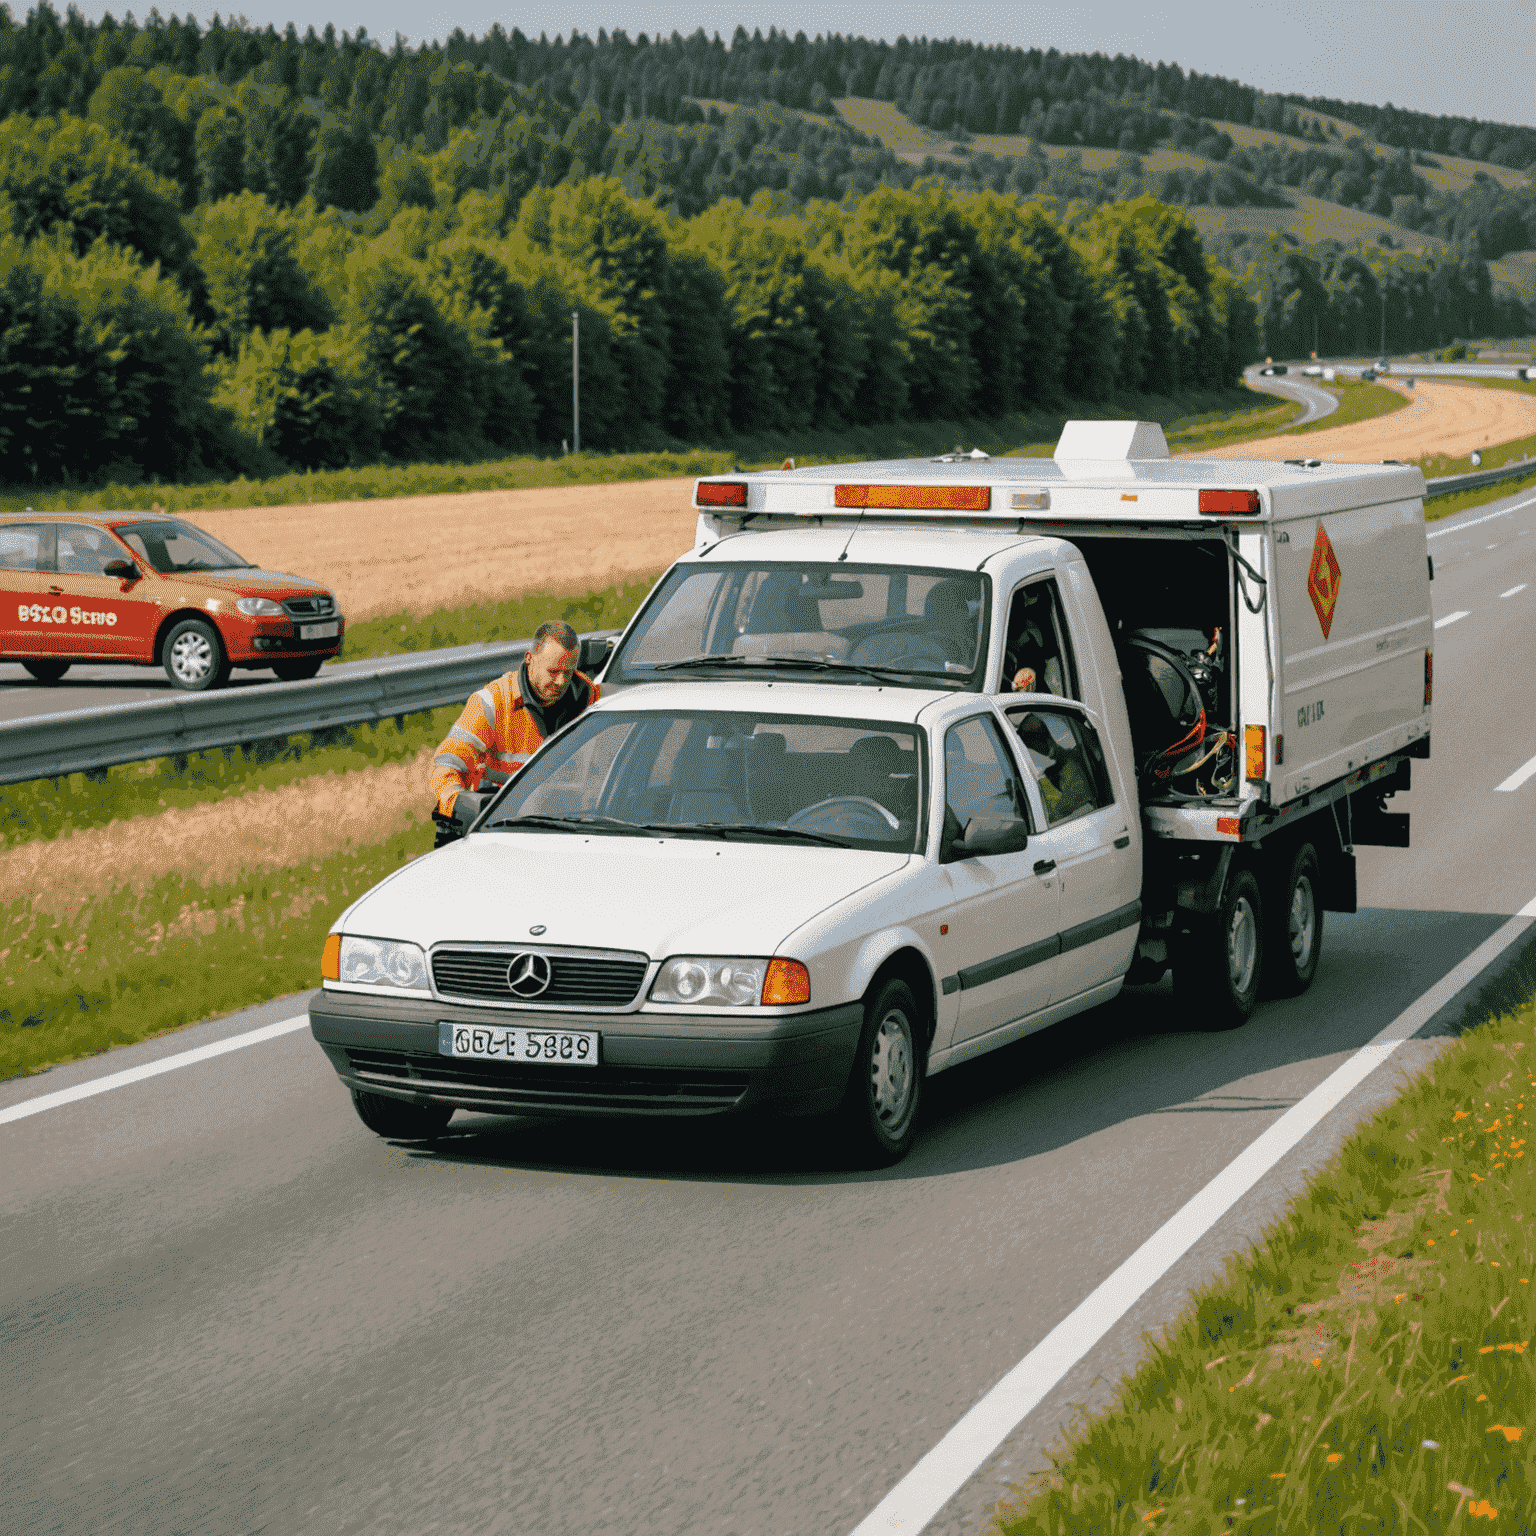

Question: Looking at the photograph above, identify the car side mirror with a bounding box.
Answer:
[580,632,619,674]
[947,814,1029,860]
[103,559,140,580]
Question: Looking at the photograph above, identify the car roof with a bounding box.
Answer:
[0,510,179,528]
[588,679,979,728]
[682,524,1058,572]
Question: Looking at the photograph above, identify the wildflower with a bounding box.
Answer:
[1269,1472,1286,1479]
[1394,1293,1407,1303]
[1468,1499,1499,1519]
[1326,1453,1343,1463]
[1143,1512,1164,1524]
[1478,1393,1489,1402]
[1422,1440,1439,1449]
[1487,1425,1523,1442]
[1455,1110,1470,1121]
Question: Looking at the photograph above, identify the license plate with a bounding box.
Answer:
[300,621,339,640]
[438,1022,599,1067]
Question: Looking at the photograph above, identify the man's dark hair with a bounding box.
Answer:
[533,619,579,653]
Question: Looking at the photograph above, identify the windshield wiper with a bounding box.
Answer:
[639,820,855,848]
[486,812,651,836]
[647,653,899,685]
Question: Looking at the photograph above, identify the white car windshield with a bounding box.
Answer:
[115,519,253,574]
[607,563,988,690]
[483,711,926,853]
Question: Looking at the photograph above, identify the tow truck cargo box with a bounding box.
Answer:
[681,421,1432,852]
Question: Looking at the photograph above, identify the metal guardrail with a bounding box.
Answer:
[0,630,621,787]
[1425,455,1536,499]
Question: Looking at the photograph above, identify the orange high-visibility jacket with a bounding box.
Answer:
[430,668,599,815]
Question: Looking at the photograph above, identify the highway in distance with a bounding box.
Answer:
[3,488,1535,1535]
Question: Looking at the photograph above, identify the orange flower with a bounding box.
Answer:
[1468,1498,1499,1519]
[1142,1511,1164,1524]
[1269,1472,1287,1479]
[1487,1425,1523,1442]
[1326,1453,1343,1463]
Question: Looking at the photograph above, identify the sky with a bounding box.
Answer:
[54,0,1536,129]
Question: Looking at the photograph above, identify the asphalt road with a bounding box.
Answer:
[4,489,1536,1536]
[1243,364,1340,425]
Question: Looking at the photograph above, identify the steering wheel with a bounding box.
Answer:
[787,796,901,836]
[849,630,951,668]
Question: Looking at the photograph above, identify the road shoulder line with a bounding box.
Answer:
[848,900,1536,1536]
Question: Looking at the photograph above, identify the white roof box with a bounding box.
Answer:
[1053,420,1169,461]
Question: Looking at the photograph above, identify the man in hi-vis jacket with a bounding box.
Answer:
[429,620,600,826]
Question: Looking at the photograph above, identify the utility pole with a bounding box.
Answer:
[571,310,580,455]
[1379,287,1386,358]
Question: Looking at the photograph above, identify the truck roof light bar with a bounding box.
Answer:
[696,481,748,508]
[1199,489,1262,516]
[834,485,992,511]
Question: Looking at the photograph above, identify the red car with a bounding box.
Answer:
[0,512,344,690]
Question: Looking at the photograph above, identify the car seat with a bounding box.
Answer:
[667,742,746,825]
[923,581,975,667]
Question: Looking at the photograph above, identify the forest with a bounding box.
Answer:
[0,6,1531,487]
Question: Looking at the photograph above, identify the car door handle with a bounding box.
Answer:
[1033,858,1057,876]
[1114,834,1131,849]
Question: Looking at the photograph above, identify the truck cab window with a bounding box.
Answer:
[943,715,1031,851]
[1004,579,1077,699]
[1006,707,1113,827]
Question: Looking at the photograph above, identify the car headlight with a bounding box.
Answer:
[237,596,285,617]
[650,956,810,1007]
[336,935,429,992]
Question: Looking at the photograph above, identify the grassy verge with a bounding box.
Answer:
[1280,378,1410,437]
[993,940,1536,1534]
[1426,464,1536,522]
[0,822,424,1080]
[0,389,1292,514]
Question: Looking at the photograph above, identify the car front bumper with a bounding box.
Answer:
[309,989,864,1119]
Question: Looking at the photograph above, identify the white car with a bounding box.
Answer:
[310,679,1140,1165]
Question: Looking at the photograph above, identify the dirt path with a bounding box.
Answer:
[191,479,701,623]
[1183,380,1536,463]
[180,381,1535,623]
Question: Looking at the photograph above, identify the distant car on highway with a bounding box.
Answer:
[0,512,343,690]
[1260,363,1289,376]
[1302,365,1324,376]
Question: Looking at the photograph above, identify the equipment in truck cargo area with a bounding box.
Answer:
[1118,627,1237,798]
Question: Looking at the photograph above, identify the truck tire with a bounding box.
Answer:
[1264,842,1323,998]
[162,617,231,691]
[1173,867,1264,1029]
[22,660,70,684]
[351,1089,453,1141]
[834,977,923,1167]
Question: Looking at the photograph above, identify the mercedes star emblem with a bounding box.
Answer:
[529,924,547,936]
[506,951,553,998]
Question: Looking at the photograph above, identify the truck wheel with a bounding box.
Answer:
[1173,868,1264,1030]
[835,977,923,1167]
[22,660,70,684]
[1265,843,1323,998]
[351,1089,453,1141]
[162,618,231,691]
[272,658,323,681]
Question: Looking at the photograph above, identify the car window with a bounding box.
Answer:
[1006,707,1114,827]
[115,519,250,574]
[0,524,48,572]
[1003,577,1077,699]
[943,715,1028,847]
[55,524,125,576]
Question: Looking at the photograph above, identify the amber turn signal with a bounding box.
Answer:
[1199,489,1261,515]
[835,484,991,511]
[1244,724,1267,781]
[696,480,748,507]
[321,932,341,981]
[761,958,811,1006]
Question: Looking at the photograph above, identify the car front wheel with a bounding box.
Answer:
[162,617,231,691]
[835,977,924,1166]
[351,1090,453,1141]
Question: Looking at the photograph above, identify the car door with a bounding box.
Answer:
[1000,574,1079,698]
[1003,702,1140,1001]
[0,521,56,655]
[940,712,1060,1047]
[51,522,157,658]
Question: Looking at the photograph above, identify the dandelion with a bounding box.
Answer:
[1311,1357,1322,1367]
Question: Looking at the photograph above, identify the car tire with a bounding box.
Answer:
[162,617,231,691]
[834,977,924,1167]
[272,658,323,681]
[22,660,70,684]
[350,1089,453,1141]
[1172,867,1263,1030]
[1264,842,1323,998]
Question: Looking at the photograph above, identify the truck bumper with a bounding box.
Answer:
[309,989,865,1120]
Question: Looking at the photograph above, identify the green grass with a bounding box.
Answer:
[1280,377,1410,437]
[993,945,1536,1535]
[0,823,426,1080]
[0,389,1312,515]
[1425,464,1536,521]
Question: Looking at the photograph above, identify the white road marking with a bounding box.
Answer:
[1496,754,1536,794]
[848,901,1536,1536]
[1426,492,1536,540]
[1434,611,1470,629]
[0,1015,310,1127]
[1501,585,1528,598]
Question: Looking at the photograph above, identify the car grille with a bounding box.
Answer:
[431,946,650,1009]
[343,1048,750,1115]
[282,594,335,618]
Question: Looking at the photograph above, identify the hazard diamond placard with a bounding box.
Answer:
[1307,522,1343,639]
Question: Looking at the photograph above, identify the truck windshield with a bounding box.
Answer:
[483,710,926,854]
[606,563,988,691]
[114,519,254,574]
